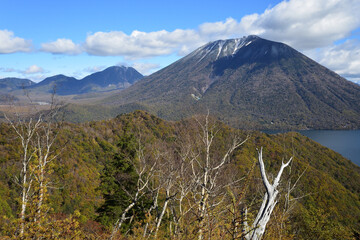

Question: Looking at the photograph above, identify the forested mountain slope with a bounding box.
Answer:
[0,111,359,239]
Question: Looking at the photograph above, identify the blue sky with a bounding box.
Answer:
[1,0,360,83]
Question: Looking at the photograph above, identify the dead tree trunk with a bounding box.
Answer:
[246,148,292,240]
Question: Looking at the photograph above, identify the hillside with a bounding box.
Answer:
[0,111,359,239]
[101,36,360,130]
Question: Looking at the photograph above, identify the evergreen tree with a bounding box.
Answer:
[97,129,150,230]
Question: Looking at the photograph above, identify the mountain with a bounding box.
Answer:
[0,111,359,238]
[102,35,360,130]
[26,66,143,95]
[0,78,35,103]
[79,66,143,93]
[28,74,80,95]
[0,78,35,92]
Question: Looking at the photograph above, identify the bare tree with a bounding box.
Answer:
[181,113,248,240]
[3,91,63,236]
[5,113,41,236]
[122,113,249,239]
[106,112,296,240]
[171,140,197,237]
[34,99,64,223]
[154,156,176,238]
[223,157,257,240]
[245,148,293,240]
[110,139,157,240]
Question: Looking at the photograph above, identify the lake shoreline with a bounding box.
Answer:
[262,130,360,167]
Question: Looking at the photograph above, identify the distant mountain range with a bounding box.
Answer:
[101,35,360,130]
[0,66,143,96]
[1,36,359,130]
[0,78,35,92]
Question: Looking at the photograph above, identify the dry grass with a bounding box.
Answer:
[0,104,51,116]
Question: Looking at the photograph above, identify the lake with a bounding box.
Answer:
[263,130,360,166]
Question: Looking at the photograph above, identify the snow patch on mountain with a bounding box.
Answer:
[190,35,260,63]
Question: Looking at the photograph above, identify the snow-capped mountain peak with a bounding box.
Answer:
[186,35,260,63]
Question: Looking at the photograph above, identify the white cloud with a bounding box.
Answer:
[307,40,360,83]
[84,29,200,59]
[24,65,44,74]
[198,18,245,40]
[73,66,111,80]
[83,66,106,73]
[82,0,360,59]
[41,38,82,55]
[0,30,32,54]
[130,62,161,75]
[254,0,360,50]
[0,65,45,75]
[195,0,360,50]
[83,26,219,58]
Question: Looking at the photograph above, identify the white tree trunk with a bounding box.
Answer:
[110,201,136,240]
[155,189,170,238]
[246,148,292,240]
[5,115,42,236]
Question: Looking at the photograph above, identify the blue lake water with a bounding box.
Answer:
[263,130,360,166]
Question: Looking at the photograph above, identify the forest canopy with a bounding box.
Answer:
[0,110,359,239]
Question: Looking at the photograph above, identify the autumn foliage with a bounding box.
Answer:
[0,111,359,239]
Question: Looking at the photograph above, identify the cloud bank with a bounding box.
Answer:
[313,40,360,83]
[84,29,201,59]
[250,0,360,50]
[0,65,44,75]
[0,30,32,54]
[81,0,360,59]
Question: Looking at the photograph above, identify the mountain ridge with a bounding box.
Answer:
[101,36,360,130]
[0,77,35,92]
[0,66,143,96]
